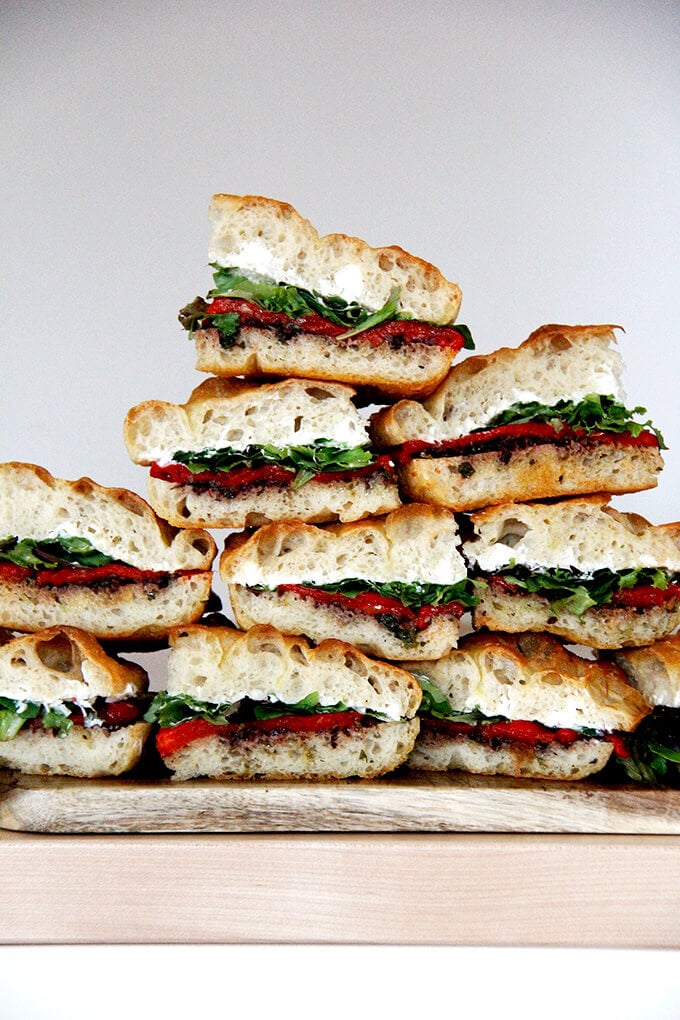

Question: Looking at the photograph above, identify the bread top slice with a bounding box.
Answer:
[124,377,371,465]
[207,193,462,324]
[0,625,148,703]
[0,463,215,572]
[613,633,680,708]
[220,503,468,587]
[371,324,625,444]
[401,631,650,733]
[167,623,422,721]
[463,496,680,574]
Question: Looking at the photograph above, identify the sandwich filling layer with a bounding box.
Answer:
[146,690,395,758]
[0,694,146,741]
[416,675,630,757]
[180,267,474,349]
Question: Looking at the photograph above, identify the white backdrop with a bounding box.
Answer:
[1,0,680,1005]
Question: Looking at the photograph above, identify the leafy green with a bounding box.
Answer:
[308,578,479,611]
[407,675,506,724]
[451,324,475,351]
[495,565,672,616]
[485,393,666,448]
[618,707,680,786]
[145,690,381,728]
[172,439,375,489]
[0,536,117,571]
[0,697,75,741]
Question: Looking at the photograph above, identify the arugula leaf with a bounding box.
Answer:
[485,393,666,448]
[172,440,375,489]
[496,565,673,616]
[452,324,475,350]
[617,707,680,786]
[308,578,478,611]
[0,536,117,571]
[145,690,381,727]
[0,697,74,741]
[337,287,400,339]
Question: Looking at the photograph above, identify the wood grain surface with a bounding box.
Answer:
[2,768,680,833]
[1,828,679,946]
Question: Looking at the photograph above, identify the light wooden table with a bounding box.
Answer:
[2,829,678,946]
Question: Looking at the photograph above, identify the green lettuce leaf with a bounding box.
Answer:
[0,697,75,741]
[495,565,672,616]
[485,393,666,448]
[145,690,382,728]
[172,439,375,489]
[617,707,680,786]
[0,536,118,571]
[306,578,479,611]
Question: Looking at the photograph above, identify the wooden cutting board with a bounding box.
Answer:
[2,768,679,834]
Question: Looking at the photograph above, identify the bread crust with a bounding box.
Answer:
[0,721,151,777]
[167,623,422,721]
[208,193,462,324]
[228,584,461,661]
[371,323,624,444]
[472,583,680,649]
[0,625,147,702]
[163,717,420,781]
[394,439,662,511]
[401,631,650,732]
[408,730,613,780]
[220,503,467,587]
[0,462,215,573]
[612,633,680,708]
[193,324,457,399]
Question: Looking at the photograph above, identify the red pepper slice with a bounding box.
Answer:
[277,584,462,630]
[394,422,659,465]
[203,297,464,350]
[423,715,630,756]
[155,710,365,757]
[35,564,170,587]
[610,582,680,609]
[0,562,32,582]
[150,455,396,490]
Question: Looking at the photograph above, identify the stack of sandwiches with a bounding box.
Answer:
[3,191,677,788]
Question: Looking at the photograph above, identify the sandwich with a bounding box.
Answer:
[611,633,680,785]
[402,631,650,780]
[145,623,421,780]
[220,504,477,661]
[0,463,216,640]
[463,496,680,649]
[371,324,664,511]
[124,376,402,529]
[178,193,473,399]
[0,625,151,776]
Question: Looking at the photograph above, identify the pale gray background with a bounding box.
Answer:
[1,0,680,1005]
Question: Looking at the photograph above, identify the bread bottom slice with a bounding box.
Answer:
[194,326,456,399]
[397,441,662,511]
[408,730,612,780]
[0,572,213,640]
[0,722,151,777]
[163,718,420,781]
[473,587,680,649]
[228,584,461,661]
[147,473,402,529]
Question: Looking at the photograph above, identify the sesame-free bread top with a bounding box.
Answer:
[220,503,468,587]
[0,463,215,572]
[0,625,148,703]
[167,623,422,722]
[208,193,462,324]
[463,496,680,575]
[612,633,680,708]
[124,377,372,465]
[402,631,651,733]
[371,324,625,444]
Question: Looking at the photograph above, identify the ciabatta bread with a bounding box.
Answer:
[160,623,421,780]
[208,194,462,324]
[0,625,151,777]
[613,634,680,708]
[0,464,216,639]
[220,505,469,658]
[372,324,626,444]
[124,378,401,528]
[370,324,662,509]
[464,498,680,649]
[404,631,650,779]
[167,624,421,722]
